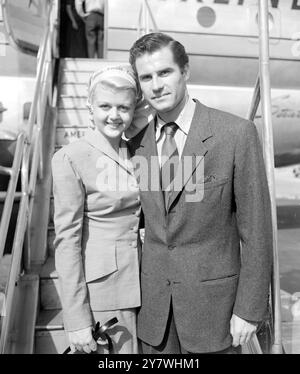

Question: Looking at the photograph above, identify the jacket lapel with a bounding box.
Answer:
[167,100,213,210]
[133,120,165,217]
[84,128,134,176]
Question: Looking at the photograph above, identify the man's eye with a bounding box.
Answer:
[159,70,170,77]
[100,104,110,110]
[140,75,151,82]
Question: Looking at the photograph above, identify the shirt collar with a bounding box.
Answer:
[155,95,196,141]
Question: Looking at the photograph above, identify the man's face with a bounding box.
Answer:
[135,46,189,115]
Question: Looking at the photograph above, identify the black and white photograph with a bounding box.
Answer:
[0,0,300,360]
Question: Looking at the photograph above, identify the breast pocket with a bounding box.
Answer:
[187,177,229,204]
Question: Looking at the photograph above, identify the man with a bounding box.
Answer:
[75,0,105,58]
[128,33,273,354]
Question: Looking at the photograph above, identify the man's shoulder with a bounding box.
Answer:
[205,104,250,129]
[194,100,253,137]
[127,125,150,154]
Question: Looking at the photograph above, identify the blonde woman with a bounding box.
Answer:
[52,66,142,354]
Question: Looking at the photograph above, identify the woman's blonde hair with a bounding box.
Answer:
[86,65,140,112]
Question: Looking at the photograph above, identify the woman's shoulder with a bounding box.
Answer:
[52,138,91,163]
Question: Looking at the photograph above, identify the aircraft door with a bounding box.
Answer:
[1,0,51,55]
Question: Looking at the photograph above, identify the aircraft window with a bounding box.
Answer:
[196,6,216,28]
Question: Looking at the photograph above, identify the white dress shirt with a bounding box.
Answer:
[155,96,196,167]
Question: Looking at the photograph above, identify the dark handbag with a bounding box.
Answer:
[62,317,118,354]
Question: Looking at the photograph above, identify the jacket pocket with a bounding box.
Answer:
[201,274,239,285]
[201,177,229,190]
[84,243,118,283]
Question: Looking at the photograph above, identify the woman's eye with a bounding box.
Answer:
[119,106,130,112]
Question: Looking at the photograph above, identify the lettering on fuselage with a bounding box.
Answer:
[272,107,300,119]
[177,0,300,9]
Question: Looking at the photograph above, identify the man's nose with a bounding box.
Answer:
[152,76,163,92]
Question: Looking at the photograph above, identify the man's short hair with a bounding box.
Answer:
[129,32,189,75]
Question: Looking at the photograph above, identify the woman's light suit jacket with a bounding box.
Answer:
[52,128,141,331]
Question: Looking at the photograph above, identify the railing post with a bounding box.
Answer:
[258,0,282,354]
[0,0,54,351]
[0,133,25,259]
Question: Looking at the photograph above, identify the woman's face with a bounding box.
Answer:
[91,83,136,142]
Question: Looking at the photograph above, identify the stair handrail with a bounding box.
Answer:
[0,133,25,259]
[137,0,158,38]
[246,0,282,354]
[258,0,282,354]
[0,0,54,353]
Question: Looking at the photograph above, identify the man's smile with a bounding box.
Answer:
[152,93,170,100]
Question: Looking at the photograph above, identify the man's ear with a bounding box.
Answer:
[183,64,190,82]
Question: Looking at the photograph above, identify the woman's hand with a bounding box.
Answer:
[68,326,97,354]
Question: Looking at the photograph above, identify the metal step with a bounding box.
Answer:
[39,256,61,310]
[35,309,67,354]
[3,274,39,354]
[40,278,61,310]
[61,71,93,84]
[58,96,87,109]
[58,108,89,127]
[59,83,88,97]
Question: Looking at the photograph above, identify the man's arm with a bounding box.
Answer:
[66,4,78,29]
[75,0,87,18]
[231,121,273,343]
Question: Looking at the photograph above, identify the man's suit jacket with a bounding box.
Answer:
[128,100,273,353]
[52,128,141,332]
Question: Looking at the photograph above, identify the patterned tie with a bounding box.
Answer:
[160,122,179,210]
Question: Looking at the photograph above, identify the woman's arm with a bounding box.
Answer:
[52,149,96,353]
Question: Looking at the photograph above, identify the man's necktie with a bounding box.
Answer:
[160,122,179,210]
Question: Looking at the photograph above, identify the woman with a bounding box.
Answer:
[52,66,141,354]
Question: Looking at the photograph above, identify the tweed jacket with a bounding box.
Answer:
[52,128,141,332]
[128,100,273,353]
